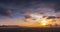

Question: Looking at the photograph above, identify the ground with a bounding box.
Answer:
[0,27,60,32]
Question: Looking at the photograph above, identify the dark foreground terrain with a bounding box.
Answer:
[0,27,60,32]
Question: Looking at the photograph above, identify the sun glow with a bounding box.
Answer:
[41,20,47,26]
[31,14,48,26]
[24,14,60,27]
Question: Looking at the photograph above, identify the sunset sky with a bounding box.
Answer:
[0,0,60,26]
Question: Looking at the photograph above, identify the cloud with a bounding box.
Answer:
[0,7,13,16]
[0,0,60,23]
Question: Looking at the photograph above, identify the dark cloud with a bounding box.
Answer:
[0,0,60,17]
[0,7,13,16]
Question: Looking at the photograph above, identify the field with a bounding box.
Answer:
[0,27,60,32]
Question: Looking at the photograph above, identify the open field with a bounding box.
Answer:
[0,27,60,32]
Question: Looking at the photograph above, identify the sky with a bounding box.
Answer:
[0,0,60,25]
